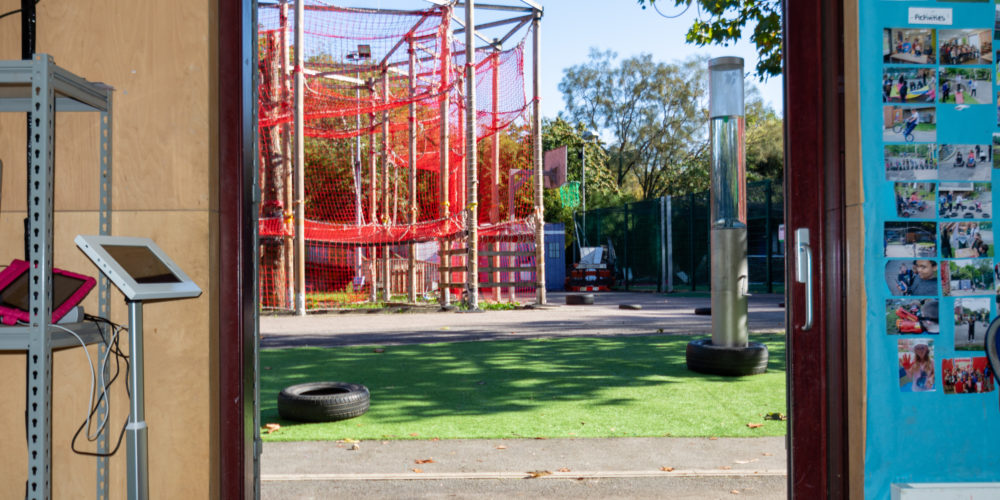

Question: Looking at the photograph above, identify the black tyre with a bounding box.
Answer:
[685,338,769,376]
[278,382,370,422]
[619,303,642,310]
[566,294,594,305]
[694,307,712,316]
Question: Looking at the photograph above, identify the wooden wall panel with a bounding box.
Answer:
[0,0,219,498]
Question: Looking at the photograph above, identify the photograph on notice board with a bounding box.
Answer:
[939,68,992,105]
[885,144,937,181]
[884,28,936,64]
[883,106,936,143]
[885,221,937,257]
[939,29,992,65]
[993,133,1000,167]
[898,338,936,393]
[883,67,936,103]
[885,298,940,335]
[937,182,992,219]
[894,183,937,219]
[942,357,994,394]
[943,258,995,296]
[886,259,939,296]
[938,144,991,181]
[953,297,992,350]
[940,221,992,259]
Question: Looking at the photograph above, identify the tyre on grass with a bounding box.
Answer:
[278,381,370,422]
[685,338,769,376]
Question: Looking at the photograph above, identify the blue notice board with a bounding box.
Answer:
[860,1,1000,497]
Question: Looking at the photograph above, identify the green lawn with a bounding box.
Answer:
[260,334,787,441]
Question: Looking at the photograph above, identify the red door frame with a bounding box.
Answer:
[218,0,855,497]
[219,0,257,496]
[784,0,849,497]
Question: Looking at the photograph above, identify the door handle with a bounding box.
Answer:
[795,228,814,331]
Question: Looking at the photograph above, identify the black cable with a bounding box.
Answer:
[0,0,39,22]
[70,317,132,457]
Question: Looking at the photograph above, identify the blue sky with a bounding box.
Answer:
[365,0,784,119]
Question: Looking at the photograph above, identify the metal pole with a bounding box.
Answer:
[624,203,630,291]
[491,50,501,301]
[464,0,479,309]
[126,301,149,500]
[581,142,586,246]
[408,39,418,303]
[689,192,696,292]
[765,180,773,294]
[659,196,666,293]
[382,71,391,301]
[281,1,295,310]
[708,56,748,348]
[369,97,378,303]
[532,10,547,304]
[666,195,674,292]
[439,26,452,307]
[294,0,306,315]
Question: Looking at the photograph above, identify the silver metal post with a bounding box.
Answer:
[294,0,306,315]
[465,0,479,309]
[708,56,748,348]
[531,10,546,305]
[126,300,149,500]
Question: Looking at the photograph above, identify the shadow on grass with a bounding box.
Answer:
[260,333,786,437]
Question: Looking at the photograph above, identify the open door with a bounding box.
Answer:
[784,0,851,497]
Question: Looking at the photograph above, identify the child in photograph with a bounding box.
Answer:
[908,260,937,296]
[903,342,935,392]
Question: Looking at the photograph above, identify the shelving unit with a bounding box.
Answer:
[0,54,112,500]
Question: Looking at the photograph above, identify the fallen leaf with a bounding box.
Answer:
[339,438,360,443]
[731,490,740,495]
[381,441,389,445]
[747,423,764,429]
[349,443,360,451]
[412,468,423,473]
[263,423,281,434]
[660,467,675,472]
[734,459,759,464]
[496,445,507,450]
[764,412,787,421]
[709,437,719,440]
[373,348,385,353]
[533,437,547,440]
[439,326,451,330]
[557,468,571,473]
[415,459,435,464]
[720,466,732,470]
[658,328,664,333]
[432,437,440,442]
[410,433,419,437]
[762,452,773,456]
[527,470,552,478]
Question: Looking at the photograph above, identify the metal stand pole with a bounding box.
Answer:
[531,10,546,305]
[126,300,149,500]
[294,0,306,315]
[464,0,479,309]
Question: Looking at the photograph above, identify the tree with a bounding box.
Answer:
[637,0,782,79]
[744,87,783,180]
[559,51,710,200]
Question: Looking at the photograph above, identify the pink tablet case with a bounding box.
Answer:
[0,259,96,325]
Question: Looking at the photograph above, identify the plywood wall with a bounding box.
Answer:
[0,0,219,497]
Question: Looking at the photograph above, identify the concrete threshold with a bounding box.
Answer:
[262,469,788,481]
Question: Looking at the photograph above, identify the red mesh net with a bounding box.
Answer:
[257,2,540,309]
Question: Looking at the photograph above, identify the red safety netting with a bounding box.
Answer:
[257,2,539,310]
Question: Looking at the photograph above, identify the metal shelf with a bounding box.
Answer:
[0,322,107,351]
[1,54,113,500]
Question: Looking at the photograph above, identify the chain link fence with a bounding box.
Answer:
[571,179,785,293]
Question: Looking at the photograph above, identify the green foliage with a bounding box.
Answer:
[638,0,782,79]
[559,51,711,200]
[745,87,784,180]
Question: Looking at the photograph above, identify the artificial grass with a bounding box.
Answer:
[260,333,786,442]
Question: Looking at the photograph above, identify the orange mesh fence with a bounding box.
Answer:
[258,2,538,310]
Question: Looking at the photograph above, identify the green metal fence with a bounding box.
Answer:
[572,179,785,293]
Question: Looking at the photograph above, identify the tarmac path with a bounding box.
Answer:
[260,291,786,348]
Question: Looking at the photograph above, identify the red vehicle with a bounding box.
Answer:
[895,306,924,333]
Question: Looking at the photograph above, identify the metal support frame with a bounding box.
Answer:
[96,83,114,500]
[464,0,480,309]
[293,0,306,315]
[0,55,113,500]
[531,10,546,305]
[408,39,418,303]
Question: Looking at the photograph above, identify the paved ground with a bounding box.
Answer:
[260,291,788,499]
[261,291,786,348]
